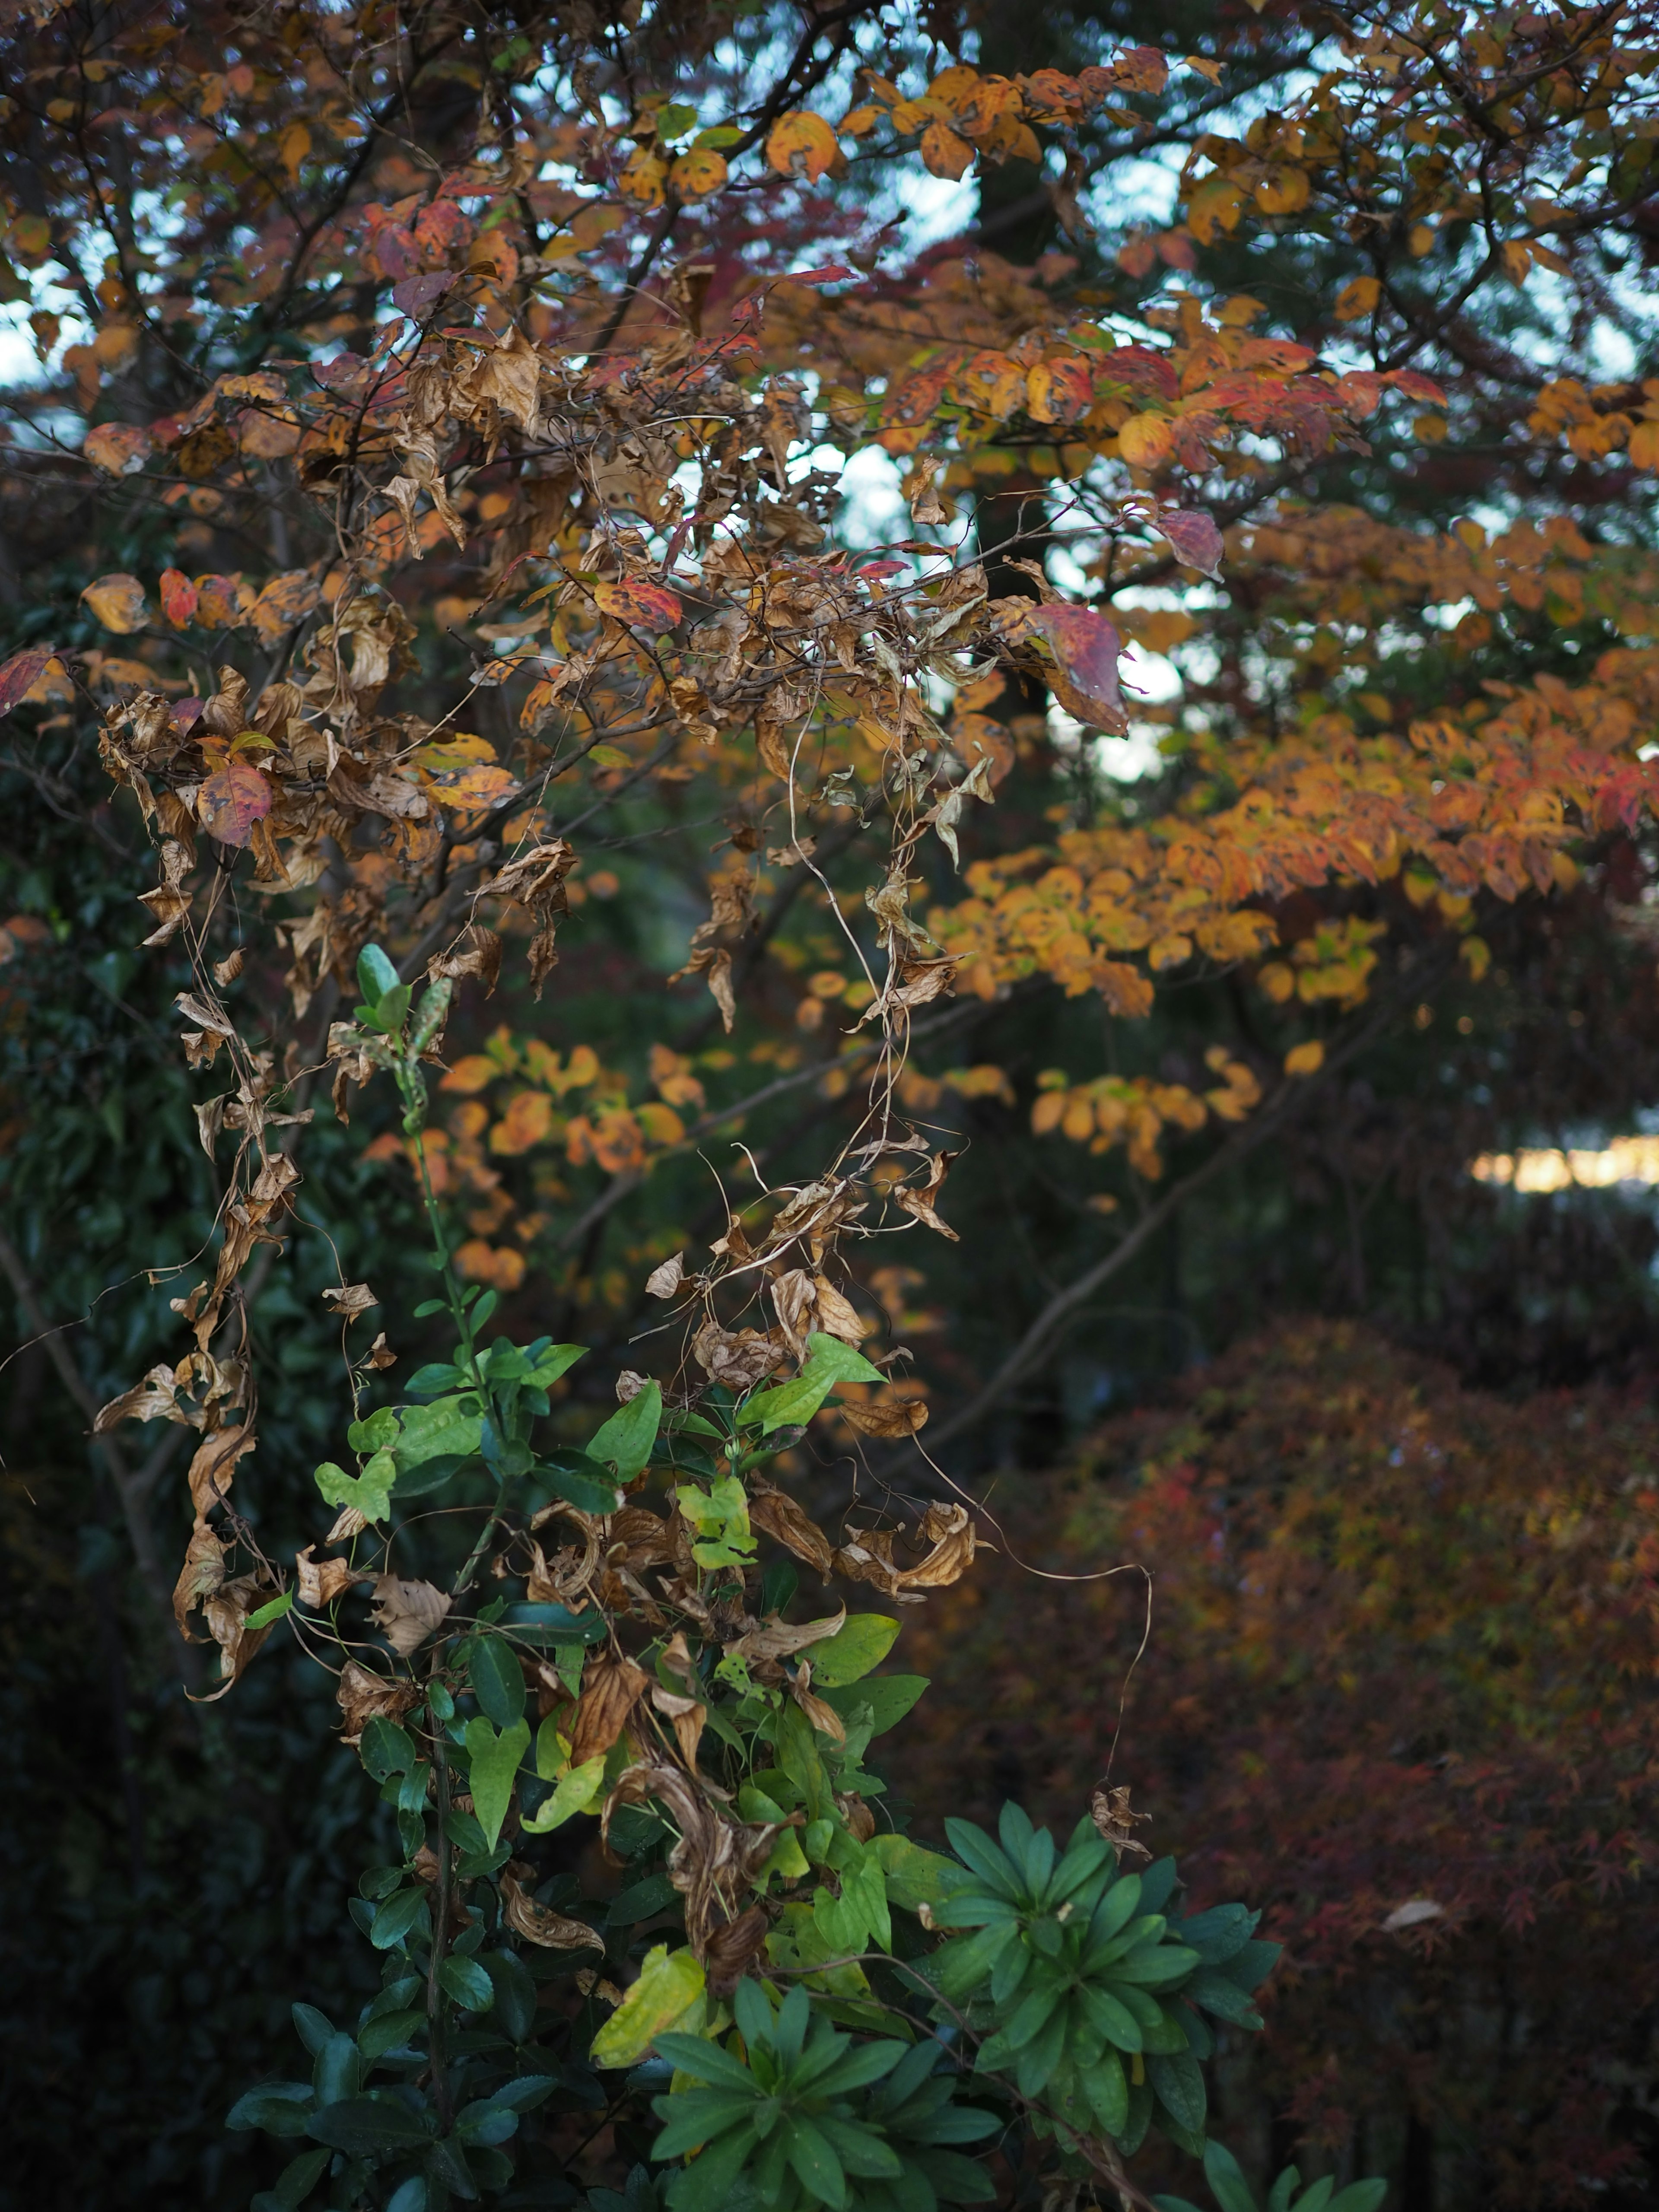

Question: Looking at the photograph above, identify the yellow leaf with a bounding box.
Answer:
[81,573,147,632]
[921,120,974,180]
[839,104,880,136]
[669,147,728,199]
[1284,1040,1325,1078]
[1627,419,1659,470]
[1255,165,1309,215]
[278,121,310,181]
[1335,276,1381,322]
[1460,934,1491,981]
[1118,413,1174,469]
[1186,175,1243,245]
[618,146,668,207]
[589,1944,706,2069]
[766,111,839,182]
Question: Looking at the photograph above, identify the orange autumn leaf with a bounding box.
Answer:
[766,110,838,181]
[592,578,682,630]
[80,573,147,632]
[197,760,273,846]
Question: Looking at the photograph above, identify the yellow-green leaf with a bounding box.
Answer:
[589,1944,706,2069]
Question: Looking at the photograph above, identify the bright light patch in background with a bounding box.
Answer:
[1471,1138,1659,1192]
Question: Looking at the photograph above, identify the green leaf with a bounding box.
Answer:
[587,1380,661,1478]
[785,2114,848,2209]
[590,1944,706,2069]
[226,2084,314,2136]
[483,1951,538,2043]
[270,2147,332,2208]
[245,1589,293,1632]
[738,1334,882,1434]
[607,1870,680,1924]
[1324,2186,1387,2212]
[817,1675,927,1735]
[522,1742,607,1834]
[1200,2146,1259,2212]
[439,1955,496,2012]
[542,1449,625,1515]
[694,124,744,148]
[369,1887,431,1953]
[357,2009,426,2062]
[357,944,400,1005]
[675,1472,756,1569]
[870,1833,970,1913]
[505,1600,610,1646]
[393,1404,484,1493]
[359,1716,416,1781]
[314,1454,395,1526]
[809,1614,900,1686]
[468,1634,526,1727]
[464,1716,531,1849]
[1148,2051,1207,2136]
[308,2095,432,2155]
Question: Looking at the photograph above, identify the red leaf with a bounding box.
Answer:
[198,761,273,847]
[159,569,200,626]
[783,264,855,285]
[1390,369,1447,405]
[592,579,682,630]
[1026,606,1127,733]
[0,646,51,718]
[1157,508,1225,579]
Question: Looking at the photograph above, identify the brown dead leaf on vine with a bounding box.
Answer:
[894,1150,960,1242]
[186,1423,257,1523]
[727,1608,846,1664]
[321,1281,378,1321]
[429,923,502,995]
[371,1576,452,1656]
[296,1545,359,1609]
[748,1487,836,1577]
[172,1524,227,1637]
[789,1668,847,1742]
[650,1681,707,1768]
[336,1659,420,1744]
[702,1906,770,1998]
[194,1574,277,1700]
[603,1760,780,1952]
[500,1860,604,1951]
[96,1362,202,1432]
[839,1394,929,1438]
[569,1653,649,1765]
[1090,1783,1154,1863]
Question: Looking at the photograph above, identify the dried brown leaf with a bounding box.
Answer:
[371,1576,452,1657]
[1090,1783,1154,1863]
[296,1545,359,1610]
[322,1281,378,1321]
[569,1654,650,1766]
[337,1659,419,1745]
[500,1859,604,1950]
[748,1487,836,1577]
[186,1424,257,1522]
[839,1394,929,1438]
[728,1608,846,1663]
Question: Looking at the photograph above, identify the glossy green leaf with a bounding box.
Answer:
[587,1380,661,1478]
